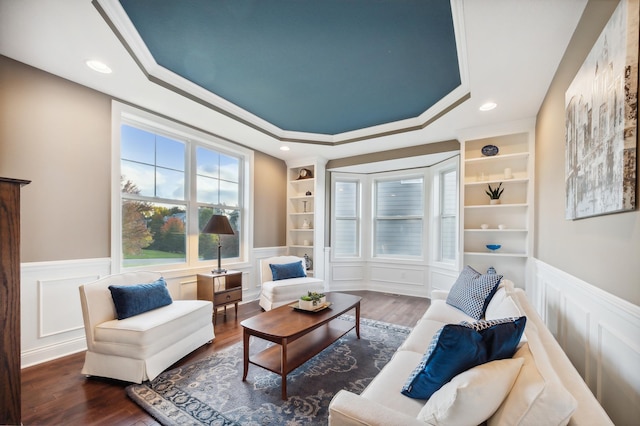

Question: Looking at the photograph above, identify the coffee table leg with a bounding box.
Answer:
[242,328,250,381]
[281,338,288,400]
[355,301,361,339]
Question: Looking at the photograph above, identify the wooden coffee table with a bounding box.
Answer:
[241,292,361,400]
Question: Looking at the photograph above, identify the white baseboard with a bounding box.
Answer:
[532,259,640,426]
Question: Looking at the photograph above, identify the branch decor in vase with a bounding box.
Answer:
[486,182,504,205]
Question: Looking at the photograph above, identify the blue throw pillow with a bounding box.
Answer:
[108,278,173,320]
[401,324,488,400]
[269,261,306,281]
[460,316,527,361]
[446,265,503,319]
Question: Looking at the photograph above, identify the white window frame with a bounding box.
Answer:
[330,160,459,267]
[110,101,253,273]
[430,156,459,266]
[371,170,427,260]
[331,174,363,260]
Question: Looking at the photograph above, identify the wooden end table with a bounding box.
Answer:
[197,271,242,325]
[241,292,361,400]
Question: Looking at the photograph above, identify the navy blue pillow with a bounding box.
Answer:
[462,316,527,361]
[401,324,488,400]
[269,261,306,281]
[108,278,173,320]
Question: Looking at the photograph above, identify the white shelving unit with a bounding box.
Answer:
[460,127,535,287]
[286,160,326,278]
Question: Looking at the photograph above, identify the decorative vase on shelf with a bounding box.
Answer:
[304,253,312,271]
[490,199,501,205]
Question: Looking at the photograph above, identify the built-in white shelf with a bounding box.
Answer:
[460,126,535,287]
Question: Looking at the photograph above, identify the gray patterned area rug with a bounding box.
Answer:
[126,315,411,425]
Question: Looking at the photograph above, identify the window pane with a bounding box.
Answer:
[335,219,357,256]
[197,147,219,178]
[197,176,218,204]
[197,147,240,204]
[220,180,239,207]
[156,168,185,200]
[198,208,240,260]
[156,135,185,171]
[335,181,357,217]
[121,201,186,267]
[121,125,154,164]
[376,178,423,216]
[442,170,457,214]
[440,169,457,262]
[121,160,155,197]
[441,216,457,261]
[374,219,422,256]
[220,154,240,183]
[121,124,185,200]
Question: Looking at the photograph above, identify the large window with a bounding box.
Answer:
[116,108,246,270]
[373,176,424,257]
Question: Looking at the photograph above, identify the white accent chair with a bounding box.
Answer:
[259,256,325,311]
[79,271,214,383]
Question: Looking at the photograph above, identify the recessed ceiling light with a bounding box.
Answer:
[479,102,497,111]
[280,146,290,151]
[86,60,112,74]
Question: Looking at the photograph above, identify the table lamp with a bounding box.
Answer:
[202,214,234,273]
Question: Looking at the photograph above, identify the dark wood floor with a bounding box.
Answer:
[20,291,429,426]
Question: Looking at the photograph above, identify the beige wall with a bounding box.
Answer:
[0,55,286,262]
[535,0,640,306]
[0,55,111,261]
[253,150,286,247]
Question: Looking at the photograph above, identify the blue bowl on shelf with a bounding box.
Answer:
[486,244,502,251]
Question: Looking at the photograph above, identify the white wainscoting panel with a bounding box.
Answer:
[429,266,459,294]
[38,275,94,338]
[533,259,640,426]
[21,258,112,367]
[368,263,427,297]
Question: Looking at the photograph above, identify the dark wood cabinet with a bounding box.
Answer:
[0,177,30,425]
[197,271,242,325]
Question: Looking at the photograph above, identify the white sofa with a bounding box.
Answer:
[79,271,214,383]
[329,281,613,425]
[258,255,324,311]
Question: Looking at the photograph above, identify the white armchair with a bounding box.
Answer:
[79,271,214,383]
[259,256,325,311]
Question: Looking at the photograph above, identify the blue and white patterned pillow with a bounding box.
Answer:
[460,317,520,331]
[446,265,503,320]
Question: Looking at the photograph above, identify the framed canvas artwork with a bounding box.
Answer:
[565,0,638,219]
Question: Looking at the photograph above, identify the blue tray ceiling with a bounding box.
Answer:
[119,0,461,136]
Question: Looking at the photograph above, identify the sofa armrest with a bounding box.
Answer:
[430,289,449,301]
[329,390,424,426]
